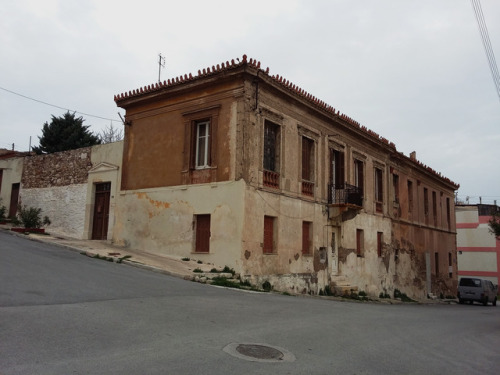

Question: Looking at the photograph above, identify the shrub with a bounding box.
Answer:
[394,289,416,303]
[222,266,236,275]
[18,206,46,229]
[0,198,6,220]
[193,268,203,273]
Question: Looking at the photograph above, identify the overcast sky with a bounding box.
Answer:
[1,0,499,204]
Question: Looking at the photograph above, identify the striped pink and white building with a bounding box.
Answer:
[456,204,500,286]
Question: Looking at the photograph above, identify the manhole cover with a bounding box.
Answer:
[223,343,296,363]
[236,344,283,360]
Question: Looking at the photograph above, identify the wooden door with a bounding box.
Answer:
[92,182,111,240]
[9,183,20,218]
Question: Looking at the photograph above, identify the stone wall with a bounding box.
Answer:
[22,148,92,188]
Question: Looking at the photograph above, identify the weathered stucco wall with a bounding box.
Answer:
[83,141,123,239]
[0,156,24,213]
[113,180,246,269]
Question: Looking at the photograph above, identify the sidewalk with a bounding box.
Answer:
[0,224,212,280]
[1,224,458,304]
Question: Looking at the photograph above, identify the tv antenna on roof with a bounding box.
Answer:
[158,53,166,83]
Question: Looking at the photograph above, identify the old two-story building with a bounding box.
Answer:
[112,55,458,298]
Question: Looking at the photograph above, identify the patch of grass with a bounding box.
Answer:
[117,255,132,263]
[197,260,203,264]
[181,257,190,261]
[222,266,236,275]
[342,290,369,301]
[211,276,242,289]
[394,289,417,303]
[193,268,203,273]
[240,279,252,287]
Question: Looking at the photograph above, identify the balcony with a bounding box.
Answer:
[263,170,280,189]
[328,183,363,207]
[302,181,314,197]
[328,183,363,221]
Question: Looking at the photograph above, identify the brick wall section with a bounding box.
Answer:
[22,148,92,188]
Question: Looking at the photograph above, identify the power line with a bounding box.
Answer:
[471,0,500,102]
[0,85,121,123]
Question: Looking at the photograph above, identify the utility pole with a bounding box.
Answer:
[158,53,165,83]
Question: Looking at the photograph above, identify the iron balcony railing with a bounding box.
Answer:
[328,183,363,206]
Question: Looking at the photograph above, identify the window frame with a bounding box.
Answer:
[354,159,364,194]
[182,105,220,174]
[302,221,312,256]
[377,232,383,257]
[356,229,364,257]
[263,215,276,254]
[195,120,210,169]
[263,120,280,173]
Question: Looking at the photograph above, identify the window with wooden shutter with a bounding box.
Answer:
[195,214,211,253]
[356,229,364,257]
[263,216,275,254]
[377,232,383,257]
[302,221,312,255]
[354,159,364,194]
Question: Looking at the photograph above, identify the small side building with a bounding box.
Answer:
[456,204,500,286]
[8,142,123,239]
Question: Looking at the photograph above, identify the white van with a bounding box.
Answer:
[457,277,497,306]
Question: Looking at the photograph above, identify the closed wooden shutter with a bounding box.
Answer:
[195,214,211,253]
[302,222,310,255]
[263,216,274,254]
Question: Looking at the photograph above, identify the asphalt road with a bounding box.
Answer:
[1,231,499,375]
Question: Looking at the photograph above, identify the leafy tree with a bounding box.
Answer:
[489,211,500,239]
[32,112,100,154]
[98,123,123,144]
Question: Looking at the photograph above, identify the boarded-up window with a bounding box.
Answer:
[446,198,451,231]
[263,216,275,254]
[302,221,312,255]
[377,232,383,257]
[408,180,414,214]
[375,168,383,202]
[301,137,314,182]
[356,229,364,257]
[195,214,211,253]
[393,174,399,204]
[424,188,429,216]
[432,191,437,226]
